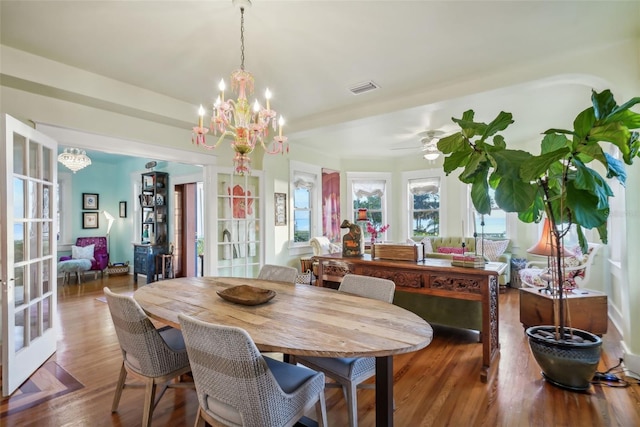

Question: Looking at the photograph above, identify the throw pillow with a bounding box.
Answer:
[72,244,95,261]
[437,246,464,255]
[477,239,509,261]
[420,237,434,253]
[519,267,549,287]
[328,243,342,254]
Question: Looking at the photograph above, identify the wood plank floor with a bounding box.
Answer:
[2,274,640,426]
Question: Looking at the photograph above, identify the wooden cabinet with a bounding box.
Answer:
[519,287,608,335]
[135,171,169,284]
[133,244,165,284]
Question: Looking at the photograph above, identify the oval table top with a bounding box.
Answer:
[134,276,433,358]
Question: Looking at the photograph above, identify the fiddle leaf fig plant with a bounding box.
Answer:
[438,89,640,339]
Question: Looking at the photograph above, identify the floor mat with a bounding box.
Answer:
[0,360,84,417]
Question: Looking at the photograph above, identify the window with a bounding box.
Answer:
[293,172,315,243]
[347,173,391,241]
[290,161,320,248]
[472,188,507,238]
[409,177,440,238]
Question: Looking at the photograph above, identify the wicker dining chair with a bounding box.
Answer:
[257,264,298,283]
[103,287,193,427]
[178,313,327,427]
[293,274,396,427]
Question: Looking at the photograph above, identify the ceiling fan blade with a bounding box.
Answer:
[390,145,421,151]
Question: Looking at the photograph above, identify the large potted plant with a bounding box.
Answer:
[437,89,640,390]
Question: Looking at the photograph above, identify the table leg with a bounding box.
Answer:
[317,260,324,287]
[375,356,394,427]
[480,274,500,382]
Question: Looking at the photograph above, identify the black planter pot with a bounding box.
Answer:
[526,325,603,391]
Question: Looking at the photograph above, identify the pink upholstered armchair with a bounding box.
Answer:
[59,237,109,277]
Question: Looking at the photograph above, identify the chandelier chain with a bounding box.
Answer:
[240,7,245,70]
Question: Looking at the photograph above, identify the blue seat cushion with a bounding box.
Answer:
[158,326,187,352]
[299,356,358,378]
[264,356,318,393]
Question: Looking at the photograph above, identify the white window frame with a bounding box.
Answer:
[401,169,445,240]
[289,160,321,252]
[346,172,392,240]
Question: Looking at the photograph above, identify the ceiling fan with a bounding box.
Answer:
[391,130,447,160]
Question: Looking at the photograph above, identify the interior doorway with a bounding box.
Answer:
[173,182,203,277]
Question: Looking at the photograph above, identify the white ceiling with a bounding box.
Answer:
[1,1,639,160]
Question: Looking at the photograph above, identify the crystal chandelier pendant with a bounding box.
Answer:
[57,148,92,173]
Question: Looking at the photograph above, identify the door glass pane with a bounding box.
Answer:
[15,309,26,351]
[43,146,53,182]
[43,296,52,332]
[28,180,37,219]
[43,185,51,219]
[14,266,25,306]
[13,177,25,218]
[30,263,40,302]
[43,219,51,256]
[29,139,39,178]
[13,132,26,176]
[30,303,41,341]
[42,185,53,256]
[14,222,25,263]
[29,222,39,260]
[43,259,51,294]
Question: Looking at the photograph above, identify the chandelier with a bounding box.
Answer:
[192,0,287,175]
[57,148,92,173]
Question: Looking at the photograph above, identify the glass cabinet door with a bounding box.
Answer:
[216,171,262,277]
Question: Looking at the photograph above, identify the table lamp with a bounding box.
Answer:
[527,218,571,292]
[103,210,115,252]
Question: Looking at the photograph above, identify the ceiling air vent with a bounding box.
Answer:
[349,81,379,95]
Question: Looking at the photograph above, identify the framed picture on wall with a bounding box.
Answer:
[82,193,99,210]
[274,192,287,226]
[83,212,99,229]
[119,201,127,218]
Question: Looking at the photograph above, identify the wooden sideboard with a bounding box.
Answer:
[314,253,505,382]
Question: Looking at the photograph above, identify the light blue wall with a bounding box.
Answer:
[60,156,201,265]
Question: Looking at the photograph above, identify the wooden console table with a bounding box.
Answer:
[315,254,504,382]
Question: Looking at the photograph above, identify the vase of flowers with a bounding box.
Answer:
[366,222,390,244]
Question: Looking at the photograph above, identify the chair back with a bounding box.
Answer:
[338,274,395,303]
[179,314,317,427]
[570,243,602,288]
[76,236,109,270]
[103,287,187,377]
[257,264,298,283]
[76,236,107,255]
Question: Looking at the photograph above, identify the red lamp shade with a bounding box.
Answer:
[357,208,368,221]
[527,218,572,257]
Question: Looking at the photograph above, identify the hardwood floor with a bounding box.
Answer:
[2,274,640,426]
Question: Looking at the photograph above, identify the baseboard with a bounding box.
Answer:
[621,341,640,379]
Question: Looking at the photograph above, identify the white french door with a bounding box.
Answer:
[1,114,58,396]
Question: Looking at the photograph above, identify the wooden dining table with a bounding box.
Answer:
[134,276,434,427]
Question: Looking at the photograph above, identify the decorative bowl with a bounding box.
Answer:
[217,285,276,306]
